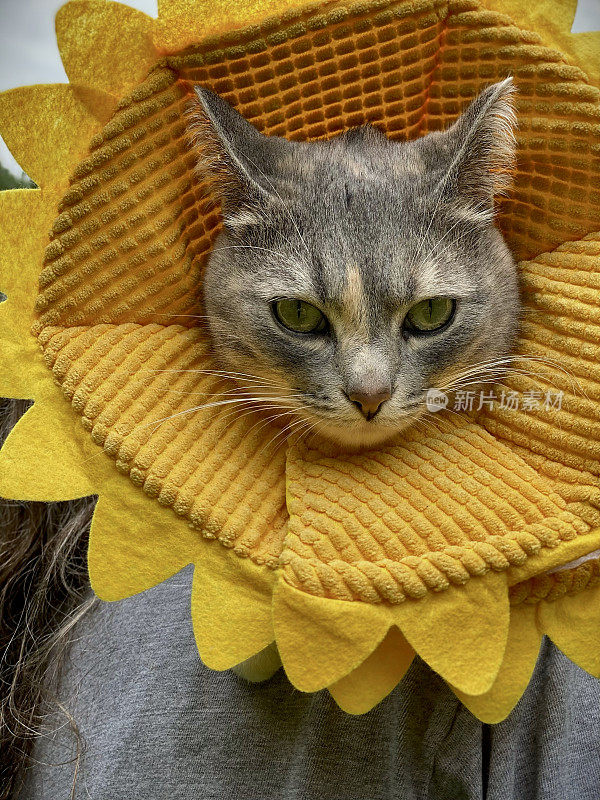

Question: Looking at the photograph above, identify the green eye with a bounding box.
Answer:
[405,297,455,333]
[272,298,328,334]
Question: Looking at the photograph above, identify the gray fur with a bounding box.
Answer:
[188,79,520,449]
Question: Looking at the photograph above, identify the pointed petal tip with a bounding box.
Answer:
[56,0,157,99]
[88,486,196,602]
[0,397,96,502]
[328,626,415,715]
[273,571,512,697]
[391,571,511,696]
[0,84,107,188]
[191,547,275,671]
[273,580,391,693]
[451,603,542,723]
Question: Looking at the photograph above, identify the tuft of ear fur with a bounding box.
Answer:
[435,77,518,215]
[185,91,248,214]
[186,87,282,230]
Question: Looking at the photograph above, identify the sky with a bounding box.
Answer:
[0,0,599,176]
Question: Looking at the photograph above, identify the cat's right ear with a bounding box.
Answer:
[416,77,518,219]
[187,87,281,231]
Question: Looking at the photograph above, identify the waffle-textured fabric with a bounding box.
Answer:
[0,0,600,720]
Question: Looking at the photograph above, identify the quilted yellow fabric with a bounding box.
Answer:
[1,0,600,722]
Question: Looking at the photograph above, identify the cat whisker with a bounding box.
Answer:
[257,419,305,456]
[142,395,301,431]
[77,402,294,467]
[293,416,326,450]
[448,367,561,388]
[227,406,294,444]
[210,404,298,442]
[143,312,211,320]
[256,414,315,457]
[438,354,587,398]
[217,394,303,429]
[153,386,306,400]
[267,418,316,458]
[443,366,572,395]
[137,368,284,386]
[231,408,298,447]
[413,415,443,437]
[237,149,312,259]
[418,198,492,269]
[293,421,319,450]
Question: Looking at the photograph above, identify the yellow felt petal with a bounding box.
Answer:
[539,582,600,677]
[56,0,157,98]
[273,580,391,692]
[90,469,276,665]
[0,298,36,355]
[0,85,108,189]
[191,547,275,670]
[0,386,96,501]
[155,0,321,50]
[566,31,600,88]
[0,300,48,399]
[452,603,542,723]
[328,626,415,715]
[88,468,199,600]
[0,187,64,398]
[390,572,510,696]
[0,189,50,297]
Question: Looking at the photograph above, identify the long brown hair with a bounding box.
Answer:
[0,398,96,798]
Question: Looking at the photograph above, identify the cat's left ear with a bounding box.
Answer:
[428,77,518,214]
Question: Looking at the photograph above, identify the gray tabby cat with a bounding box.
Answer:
[187,77,520,451]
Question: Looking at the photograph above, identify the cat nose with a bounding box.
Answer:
[346,388,391,420]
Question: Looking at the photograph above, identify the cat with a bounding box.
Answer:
[187,77,520,451]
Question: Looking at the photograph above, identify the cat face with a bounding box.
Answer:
[189,79,520,449]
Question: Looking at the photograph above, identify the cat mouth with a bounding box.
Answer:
[297,396,425,424]
[289,399,426,449]
[356,400,423,426]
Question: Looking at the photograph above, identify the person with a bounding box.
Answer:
[2,400,600,799]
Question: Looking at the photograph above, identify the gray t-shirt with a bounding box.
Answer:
[19,565,600,800]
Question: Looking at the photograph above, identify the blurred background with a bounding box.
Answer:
[0,0,599,186]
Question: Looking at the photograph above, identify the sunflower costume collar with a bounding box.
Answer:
[1,0,600,723]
